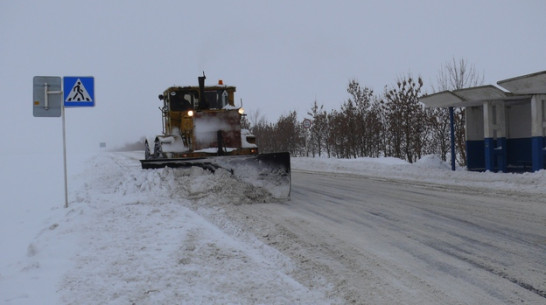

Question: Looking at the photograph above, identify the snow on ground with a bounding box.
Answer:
[1,151,545,304]
[1,152,327,305]
[294,154,546,196]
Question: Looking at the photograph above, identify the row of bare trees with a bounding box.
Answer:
[249,58,484,164]
[250,76,441,163]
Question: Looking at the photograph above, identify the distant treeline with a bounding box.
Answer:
[249,58,484,165]
[248,76,465,165]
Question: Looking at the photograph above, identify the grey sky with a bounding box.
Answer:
[1,0,545,153]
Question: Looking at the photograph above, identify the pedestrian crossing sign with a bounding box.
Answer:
[64,76,94,107]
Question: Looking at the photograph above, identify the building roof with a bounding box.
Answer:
[497,70,546,94]
[421,71,545,108]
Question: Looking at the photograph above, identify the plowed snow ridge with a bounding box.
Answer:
[2,152,334,305]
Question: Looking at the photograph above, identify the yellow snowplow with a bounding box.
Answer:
[140,75,291,199]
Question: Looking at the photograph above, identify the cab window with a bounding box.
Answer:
[170,91,196,111]
[203,90,228,109]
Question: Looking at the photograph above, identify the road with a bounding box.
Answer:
[226,170,546,304]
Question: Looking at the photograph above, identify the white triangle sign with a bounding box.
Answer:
[66,78,93,102]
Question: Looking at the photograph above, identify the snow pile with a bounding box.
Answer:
[414,154,451,170]
[1,152,329,305]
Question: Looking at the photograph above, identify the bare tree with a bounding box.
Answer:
[275,111,304,156]
[251,120,274,153]
[425,107,451,161]
[307,100,329,157]
[433,57,485,165]
[247,109,267,128]
[382,75,425,163]
[347,80,375,157]
[434,57,484,92]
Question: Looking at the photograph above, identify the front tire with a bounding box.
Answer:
[144,140,151,160]
[153,138,162,159]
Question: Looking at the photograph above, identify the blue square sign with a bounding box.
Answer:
[64,76,94,107]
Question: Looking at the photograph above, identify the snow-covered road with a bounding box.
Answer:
[225,170,546,304]
[2,151,545,304]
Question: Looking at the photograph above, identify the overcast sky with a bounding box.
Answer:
[1,0,545,153]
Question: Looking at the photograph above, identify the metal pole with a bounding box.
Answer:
[62,89,69,208]
[449,107,456,171]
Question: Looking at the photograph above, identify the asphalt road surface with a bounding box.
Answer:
[228,170,546,304]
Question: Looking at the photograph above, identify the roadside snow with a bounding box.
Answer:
[1,152,330,305]
[293,154,546,196]
[2,151,546,304]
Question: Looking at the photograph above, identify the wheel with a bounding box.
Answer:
[153,138,162,158]
[144,140,151,160]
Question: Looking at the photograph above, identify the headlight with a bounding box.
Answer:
[187,110,194,117]
[238,108,245,115]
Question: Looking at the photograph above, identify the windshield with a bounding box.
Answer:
[170,90,197,111]
[204,90,228,109]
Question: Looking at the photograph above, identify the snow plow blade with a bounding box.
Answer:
[140,152,291,199]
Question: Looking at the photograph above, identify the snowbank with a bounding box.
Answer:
[292,154,546,195]
[0,152,330,305]
[2,151,546,304]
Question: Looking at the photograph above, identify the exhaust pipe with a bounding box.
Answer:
[198,73,209,109]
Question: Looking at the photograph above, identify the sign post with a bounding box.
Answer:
[62,100,68,207]
[33,76,95,208]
